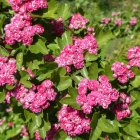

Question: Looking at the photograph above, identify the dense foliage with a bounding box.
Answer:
[0,0,140,139]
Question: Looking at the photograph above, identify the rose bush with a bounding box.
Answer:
[0,0,140,139]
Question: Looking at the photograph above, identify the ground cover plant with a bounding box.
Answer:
[0,0,140,139]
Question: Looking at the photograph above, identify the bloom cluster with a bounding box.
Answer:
[127,46,140,67]
[101,18,111,24]
[69,13,88,29]
[4,13,44,45]
[111,62,134,84]
[113,93,131,120]
[8,0,48,13]
[0,57,16,86]
[6,80,57,113]
[115,18,122,26]
[101,11,137,27]
[76,75,119,114]
[5,0,47,45]
[130,17,137,26]
[35,130,42,140]
[20,125,29,137]
[50,18,64,36]
[58,105,91,136]
[55,34,98,72]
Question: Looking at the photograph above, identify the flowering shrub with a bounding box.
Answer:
[0,0,140,140]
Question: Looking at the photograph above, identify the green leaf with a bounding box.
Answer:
[39,121,51,139]
[104,64,114,81]
[0,46,9,56]
[6,84,15,90]
[54,130,67,139]
[6,126,22,139]
[29,39,48,54]
[60,97,80,110]
[85,52,98,62]
[47,43,60,57]
[57,76,72,91]
[71,75,83,84]
[16,52,23,70]
[20,75,32,88]
[40,0,59,19]
[57,3,71,20]
[27,59,44,70]
[89,112,101,140]
[68,87,78,98]
[88,62,98,80]
[131,76,140,88]
[80,66,89,79]
[98,116,119,133]
[62,31,72,46]
[97,31,114,47]
[123,124,140,138]
[24,110,34,122]
[0,92,6,103]
[56,31,72,50]
[35,115,42,127]
[37,72,53,81]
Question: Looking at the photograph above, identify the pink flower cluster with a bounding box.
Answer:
[0,57,16,86]
[58,105,91,137]
[101,18,111,24]
[113,93,131,120]
[55,34,98,72]
[73,34,98,54]
[46,124,59,140]
[4,13,44,45]
[115,18,122,26]
[20,125,29,137]
[6,80,57,113]
[69,13,88,30]
[8,0,48,13]
[35,130,42,140]
[5,0,47,45]
[111,62,134,84]
[130,17,137,26]
[127,46,140,67]
[50,18,64,36]
[76,75,119,114]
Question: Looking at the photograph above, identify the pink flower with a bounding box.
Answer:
[6,80,57,113]
[58,105,91,136]
[8,0,48,14]
[113,93,131,120]
[127,46,140,67]
[35,131,42,140]
[20,125,29,137]
[55,34,98,72]
[76,75,119,114]
[101,18,111,24]
[115,18,122,26]
[4,14,44,45]
[8,122,14,127]
[69,13,88,29]
[130,17,137,26]
[111,62,134,84]
[0,57,16,86]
